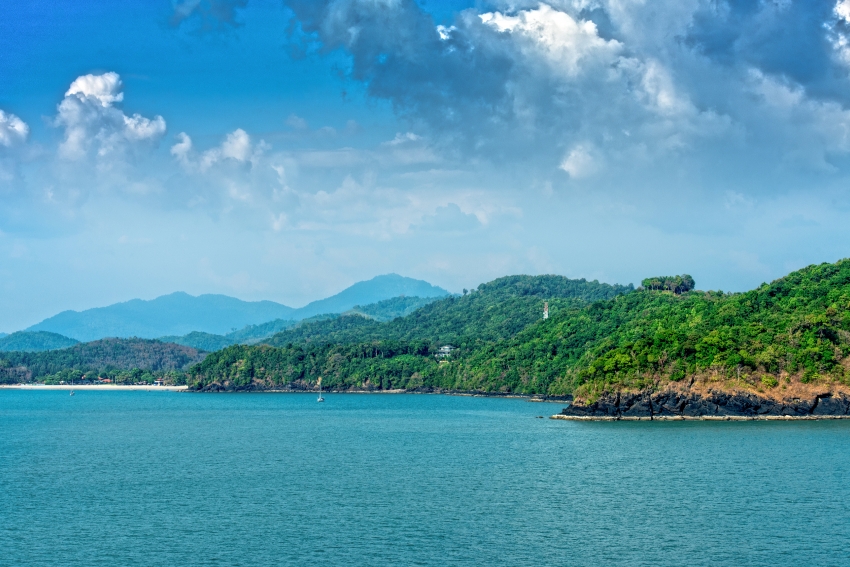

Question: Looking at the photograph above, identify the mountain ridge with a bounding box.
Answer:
[24,274,450,342]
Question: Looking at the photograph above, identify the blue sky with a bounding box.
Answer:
[2,0,850,331]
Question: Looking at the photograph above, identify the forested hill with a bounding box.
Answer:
[476,259,850,399]
[19,262,850,402]
[187,261,850,399]
[0,331,79,352]
[265,275,634,347]
[348,295,442,322]
[0,338,205,384]
[158,296,444,351]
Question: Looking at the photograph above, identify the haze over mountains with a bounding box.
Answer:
[23,275,449,342]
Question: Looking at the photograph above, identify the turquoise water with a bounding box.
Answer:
[1,391,849,567]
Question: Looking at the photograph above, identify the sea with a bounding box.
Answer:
[1,390,848,567]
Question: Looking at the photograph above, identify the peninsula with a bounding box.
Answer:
[4,261,850,420]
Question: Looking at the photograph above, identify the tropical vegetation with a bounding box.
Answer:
[7,262,850,400]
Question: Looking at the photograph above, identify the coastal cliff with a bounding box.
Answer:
[555,379,850,420]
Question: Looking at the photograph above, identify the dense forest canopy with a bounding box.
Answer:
[264,275,632,348]
[9,264,850,401]
[0,331,79,352]
[0,338,204,384]
[348,295,442,322]
[640,275,695,294]
[188,263,850,397]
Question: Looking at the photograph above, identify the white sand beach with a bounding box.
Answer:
[1,384,188,391]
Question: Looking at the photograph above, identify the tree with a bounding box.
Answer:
[641,274,695,294]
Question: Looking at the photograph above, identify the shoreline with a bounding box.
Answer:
[1,384,188,391]
[0,384,563,401]
[196,386,569,402]
[551,414,850,421]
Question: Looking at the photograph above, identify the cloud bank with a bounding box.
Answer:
[281,0,850,186]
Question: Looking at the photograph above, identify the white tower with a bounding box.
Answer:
[543,302,549,320]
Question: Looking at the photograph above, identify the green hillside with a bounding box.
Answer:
[224,318,296,343]
[14,263,850,399]
[0,338,204,385]
[0,331,79,352]
[189,275,634,390]
[159,331,235,352]
[265,275,632,347]
[462,261,850,397]
[348,295,443,322]
[188,262,850,397]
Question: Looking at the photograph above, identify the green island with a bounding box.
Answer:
[4,261,850,418]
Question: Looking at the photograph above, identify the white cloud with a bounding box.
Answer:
[829,1,850,65]
[836,0,850,22]
[171,128,265,172]
[560,144,599,178]
[218,128,252,161]
[56,72,166,160]
[480,5,622,77]
[65,72,124,107]
[170,132,193,166]
[0,110,29,147]
[123,114,167,141]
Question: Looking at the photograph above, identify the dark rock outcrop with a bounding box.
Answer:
[561,390,850,419]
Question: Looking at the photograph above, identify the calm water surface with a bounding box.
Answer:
[1,391,848,567]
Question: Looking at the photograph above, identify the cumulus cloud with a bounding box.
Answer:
[479,4,621,77]
[56,72,166,160]
[0,110,28,147]
[65,73,124,106]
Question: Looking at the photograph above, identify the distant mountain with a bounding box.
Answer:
[159,295,444,352]
[290,274,449,320]
[26,293,296,342]
[24,275,450,342]
[0,331,79,352]
[0,332,7,338]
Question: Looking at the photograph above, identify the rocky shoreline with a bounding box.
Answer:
[554,388,850,421]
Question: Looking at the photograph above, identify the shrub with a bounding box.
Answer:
[761,375,779,388]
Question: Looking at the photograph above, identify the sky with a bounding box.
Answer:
[3,0,850,331]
